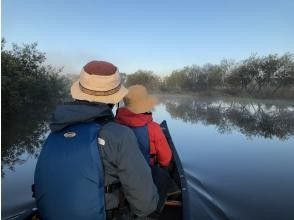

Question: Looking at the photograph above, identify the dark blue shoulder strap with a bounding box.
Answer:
[131,126,150,164]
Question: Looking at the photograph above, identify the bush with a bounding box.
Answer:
[126,70,161,92]
[1,39,70,117]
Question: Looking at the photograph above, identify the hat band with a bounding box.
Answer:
[79,82,121,96]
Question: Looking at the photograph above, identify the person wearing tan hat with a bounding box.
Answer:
[116,85,172,167]
[34,61,159,220]
[116,85,173,216]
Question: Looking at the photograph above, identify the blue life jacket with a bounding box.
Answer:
[131,126,151,164]
[34,122,105,220]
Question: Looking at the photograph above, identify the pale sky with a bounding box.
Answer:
[2,0,294,75]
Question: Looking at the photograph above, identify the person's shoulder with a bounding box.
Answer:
[148,120,161,130]
[101,122,138,153]
[103,121,131,132]
[102,121,134,139]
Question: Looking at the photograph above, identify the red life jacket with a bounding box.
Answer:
[115,108,172,167]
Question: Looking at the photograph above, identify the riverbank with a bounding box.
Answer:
[152,87,294,101]
[154,93,294,107]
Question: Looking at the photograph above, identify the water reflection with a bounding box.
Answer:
[2,96,294,219]
[2,96,293,174]
[1,103,52,176]
[160,96,294,139]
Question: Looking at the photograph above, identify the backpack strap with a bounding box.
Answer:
[104,182,122,193]
[150,153,158,165]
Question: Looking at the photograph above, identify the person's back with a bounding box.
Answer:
[34,62,158,220]
[115,85,174,215]
[115,85,172,167]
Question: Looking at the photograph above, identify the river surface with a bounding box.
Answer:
[2,96,294,219]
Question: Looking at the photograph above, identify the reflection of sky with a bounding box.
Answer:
[153,103,294,220]
[2,100,294,219]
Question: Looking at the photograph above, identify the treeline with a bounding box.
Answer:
[1,39,70,117]
[125,53,294,99]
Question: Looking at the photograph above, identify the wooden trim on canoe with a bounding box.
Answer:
[165,200,182,207]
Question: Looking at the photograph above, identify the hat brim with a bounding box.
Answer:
[126,95,157,114]
[71,80,128,104]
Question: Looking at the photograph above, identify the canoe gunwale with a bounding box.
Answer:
[160,120,189,220]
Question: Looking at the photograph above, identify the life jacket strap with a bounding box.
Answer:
[150,154,156,158]
[106,208,120,220]
[32,184,35,198]
[150,154,158,165]
[105,182,122,193]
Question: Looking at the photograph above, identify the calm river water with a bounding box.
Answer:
[2,96,294,219]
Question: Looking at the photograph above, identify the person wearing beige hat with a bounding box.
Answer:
[34,61,159,220]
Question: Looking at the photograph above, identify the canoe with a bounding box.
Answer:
[7,121,188,220]
[159,120,188,220]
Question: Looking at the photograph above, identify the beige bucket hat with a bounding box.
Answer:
[124,85,157,114]
[71,61,128,104]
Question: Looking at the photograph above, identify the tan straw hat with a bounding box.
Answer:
[124,85,157,114]
[71,61,128,104]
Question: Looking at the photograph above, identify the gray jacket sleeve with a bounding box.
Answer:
[100,122,159,217]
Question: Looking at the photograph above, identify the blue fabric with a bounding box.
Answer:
[34,122,105,220]
[131,126,150,164]
[49,102,114,132]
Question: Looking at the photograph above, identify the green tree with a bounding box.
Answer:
[269,53,294,94]
[203,64,222,88]
[126,70,161,91]
[2,40,70,112]
[164,69,187,92]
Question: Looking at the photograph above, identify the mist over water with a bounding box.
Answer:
[2,96,294,219]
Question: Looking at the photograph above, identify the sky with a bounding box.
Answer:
[2,0,294,75]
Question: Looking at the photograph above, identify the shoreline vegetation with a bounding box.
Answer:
[154,94,294,108]
[2,40,294,111]
[152,87,294,100]
[153,90,294,102]
[124,54,294,100]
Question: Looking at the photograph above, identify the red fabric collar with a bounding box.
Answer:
[115,107,153,127]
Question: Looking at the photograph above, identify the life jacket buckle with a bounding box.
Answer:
[105,182,122,193]
[105,185,110,193]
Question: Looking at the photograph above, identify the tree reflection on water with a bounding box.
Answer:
[1,103,53,176]
[161,96,294,140]
[2,96,293,176]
